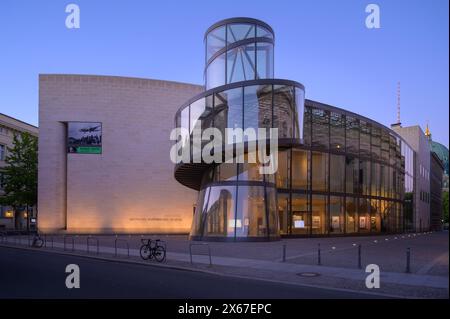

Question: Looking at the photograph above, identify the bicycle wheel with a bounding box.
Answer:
[34,238,44,248]
[154,246,166,262]
[140,245,151,260]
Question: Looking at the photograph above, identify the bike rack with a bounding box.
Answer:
[189,242,212,267]
[63,235,75,252]
[114,237,130,258]
[86,236,99,255]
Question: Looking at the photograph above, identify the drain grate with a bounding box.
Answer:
[297,272,321,277]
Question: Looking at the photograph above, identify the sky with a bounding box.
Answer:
[0,0,448,147]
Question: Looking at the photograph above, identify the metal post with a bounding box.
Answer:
[282,243,286,262]
[406,247,411,273]
[358,244,362,269]
[317,243,321,265]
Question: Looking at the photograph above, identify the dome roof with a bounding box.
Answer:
[431,141,449,175]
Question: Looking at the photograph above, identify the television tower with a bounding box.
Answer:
[396,81,401,125]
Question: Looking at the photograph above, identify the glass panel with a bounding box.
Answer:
[227,24,255,44]
[312,108,329,149]
[256,42,274,79]
[266,187,279,237]
[190,188,207,237]
[227,43,256,83]
[358,198,370,233]
[312,195,327,235]
[330,154,345,192]
[330,112,345,151]
[294,88,305,140]
[180,107,190,154]
[371,126,381,160]
[346,116,359,154]
[273,85,295,138]
[243,85,272,135]
[292,149,308,189]
[190,98,206,135]
[206,52,225,89]
[276,150,290,189]
[381,130,390,162]
[371,162,380,197]
[204,186,236,237]
[206,26,226,61]
[311,151,328,191]
[235,186,267,238]
[278,193,290,235]
[256,25,273,39]
[330,196,344,234]
[345,197,357,233]
[346,156,359,194]
[292,194,310,235]
[360,160,371,195]
[303,106,312,146]
[370,199,381,232]
[360,121,371,157]
[215,88,242,144]
[237,152,263,181]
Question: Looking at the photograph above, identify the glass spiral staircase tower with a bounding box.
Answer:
[174,18,305,241]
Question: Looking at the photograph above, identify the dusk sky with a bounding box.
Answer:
[0,0,448,147]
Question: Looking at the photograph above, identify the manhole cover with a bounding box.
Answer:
[297,272,321,277]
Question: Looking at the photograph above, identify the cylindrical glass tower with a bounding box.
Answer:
[174,18,305,241]
[205,18,275,90]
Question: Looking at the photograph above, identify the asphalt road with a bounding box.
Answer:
[0,246,380,299]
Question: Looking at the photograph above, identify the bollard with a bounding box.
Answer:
[406,247,411,273]
[317,243,321,265]
[358,244,362,269]
[282,243,286,262]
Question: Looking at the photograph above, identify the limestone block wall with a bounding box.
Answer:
[38,74,203,234]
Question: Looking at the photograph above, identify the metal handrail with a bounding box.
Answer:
[63,235,75,251]
[114,237,130,258]
[44,235,54,249]
[189,242,212,266]
[86,236,99,255]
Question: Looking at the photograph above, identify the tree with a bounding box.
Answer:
[0,132,38,230]
[443,191,449,224]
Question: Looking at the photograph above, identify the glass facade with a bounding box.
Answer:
[177,18,409,241]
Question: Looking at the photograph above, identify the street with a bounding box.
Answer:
[0,246,380,299]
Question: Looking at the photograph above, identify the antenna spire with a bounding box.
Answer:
[396,81,401,125]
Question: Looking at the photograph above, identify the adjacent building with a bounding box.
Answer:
[0,113,38,230]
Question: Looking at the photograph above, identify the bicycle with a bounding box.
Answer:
[31,233,44,248]
[140,238,166,262]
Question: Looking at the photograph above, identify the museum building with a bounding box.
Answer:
[38,18,432,240]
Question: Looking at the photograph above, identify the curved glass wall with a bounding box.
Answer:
[205,21,274,90]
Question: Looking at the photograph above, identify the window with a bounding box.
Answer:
[312,195,327,234]
[346,116,359,154]
[311,151,328,191]
[235,186,267,238]
[227,43,256,83]
[330,196,344,234]
[227,23,255,44]
[206,26,226,61]
[330,154,345,193]
[346,197,357,233]
[276,150,289,189]
[312,108,329,149]
[278,193,290,234]
[273,85,295,138]
[292,149,308,189]
[291,194,309,235]
[206,52,226,89]
[330,112,345,151]
[0,144,5,161]
[203,186,236,237]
